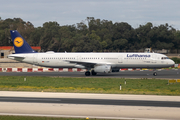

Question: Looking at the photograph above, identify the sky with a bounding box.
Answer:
[0,0,180,29]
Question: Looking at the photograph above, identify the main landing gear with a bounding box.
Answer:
[85,70,97,76]
[85,71,90,76]
[91,70,97,76]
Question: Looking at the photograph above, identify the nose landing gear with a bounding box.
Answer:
[153,69,157,76]
[153,72,157,76]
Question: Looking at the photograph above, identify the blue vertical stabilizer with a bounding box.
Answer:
[10,30,36,53]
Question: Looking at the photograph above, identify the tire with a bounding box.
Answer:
[85,71,90,76]
[91,70,97,76]
[153,72,157,76]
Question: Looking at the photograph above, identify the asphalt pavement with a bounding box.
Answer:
[0,69,179,79]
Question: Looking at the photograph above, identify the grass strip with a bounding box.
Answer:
[0,76,179,95]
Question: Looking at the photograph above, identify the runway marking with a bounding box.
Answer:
[0,97,61,101]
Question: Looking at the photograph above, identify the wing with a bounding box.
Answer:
[65,60,112,68]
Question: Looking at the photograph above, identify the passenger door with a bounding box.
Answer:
[77,56,81,61]
[118,55,123,63]
[33,54,38,65]
[152,54,157,63]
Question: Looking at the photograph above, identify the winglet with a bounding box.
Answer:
[10,30,36,53]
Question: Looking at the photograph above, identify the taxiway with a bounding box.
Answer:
[0,91,180,120]
[0,69,179,79]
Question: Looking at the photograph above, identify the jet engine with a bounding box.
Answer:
[94,65,111,73]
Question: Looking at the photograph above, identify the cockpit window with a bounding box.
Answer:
[161,57,169,60]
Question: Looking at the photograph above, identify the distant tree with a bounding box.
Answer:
[113,39,128,50]
[39,21,60,51]
[173,30,180,52]
[135,22,153,49]
[0,17,179,53]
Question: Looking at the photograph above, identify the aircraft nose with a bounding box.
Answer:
[170,59,175,66]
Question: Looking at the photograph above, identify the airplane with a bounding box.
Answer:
[8,30,175,76]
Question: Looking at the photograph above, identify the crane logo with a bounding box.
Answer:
[14,37,24,47]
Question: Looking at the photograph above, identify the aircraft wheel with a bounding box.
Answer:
[85,71,90,76]
[91,70,97,76]
[153,72,157,76]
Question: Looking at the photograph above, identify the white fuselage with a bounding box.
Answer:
[8,52,175,69]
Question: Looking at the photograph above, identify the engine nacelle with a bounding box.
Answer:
[94,65,111,73]
[74,65,85,69]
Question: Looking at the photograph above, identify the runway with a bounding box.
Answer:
[0,91,180,120]
[0,69,179,119]
[1,96,180,107]
[0,69,179,79]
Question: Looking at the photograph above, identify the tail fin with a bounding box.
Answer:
[10,30,36,53]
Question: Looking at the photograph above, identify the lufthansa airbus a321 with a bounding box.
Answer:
[8,30,175,76]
